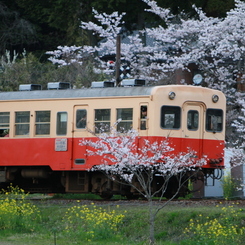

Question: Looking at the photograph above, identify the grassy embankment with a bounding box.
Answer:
[0,189,245,245]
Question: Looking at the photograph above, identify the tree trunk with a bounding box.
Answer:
[149,199,155,244]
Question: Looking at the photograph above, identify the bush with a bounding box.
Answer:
[221,173,238,200]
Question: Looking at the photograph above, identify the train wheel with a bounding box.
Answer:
[100,190,113,199]
[125,193,140,200]
[125,193,134,200]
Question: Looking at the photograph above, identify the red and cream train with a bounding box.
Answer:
[0,82,226,198]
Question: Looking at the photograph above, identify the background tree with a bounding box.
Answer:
[81,126,206,244]
[0,49,104,90]
[156,0,235,17]
[0,50,54,91]
[13,0,84,52]
[0,2,36,55]
[0,0,238,56]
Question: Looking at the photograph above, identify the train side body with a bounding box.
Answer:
[0,85,226,196]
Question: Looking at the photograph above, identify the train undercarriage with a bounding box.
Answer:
[0,166,222,199]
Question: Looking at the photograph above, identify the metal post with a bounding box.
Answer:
[115,35,121,86]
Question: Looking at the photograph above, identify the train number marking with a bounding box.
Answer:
[55,138,68,151]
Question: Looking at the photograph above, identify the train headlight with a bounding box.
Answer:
[168,91,176,100]
[212,94,219,103]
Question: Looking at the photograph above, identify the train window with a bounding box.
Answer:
[206,109,223,132]
[140,106,148,130]
[187,110,199,130]
[76,109,87,129]
[35,111,51,135]
[0,112,10,137]
[117,108,133,131]
[161,106,181,129]
[15,111,30,136]
[94,109,111,133]
[57,112,67,135]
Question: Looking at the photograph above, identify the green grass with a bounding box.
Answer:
[1,191,245,245]
[51,193,127,200]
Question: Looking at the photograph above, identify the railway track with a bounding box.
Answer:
[25,195,245,207]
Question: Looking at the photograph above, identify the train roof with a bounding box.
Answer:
[0,85,223,101]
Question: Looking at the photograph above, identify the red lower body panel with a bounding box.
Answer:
[0,136,224,171]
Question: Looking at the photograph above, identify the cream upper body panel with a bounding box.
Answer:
[0,85,226,140]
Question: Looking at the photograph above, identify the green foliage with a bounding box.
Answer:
[0,50,105,91]
[52,193,126,200]
[14,0,85,48]
[157,0,235,17]
[0,184,41,232]
[221,172,238,200]
[204,0,235,17]
[52,60,107,88]
[2,0,237,56]
[0,51,55,91]
[0,2,36,55]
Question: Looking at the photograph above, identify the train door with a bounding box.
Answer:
[72,105,89,169]
[182,102,205,158]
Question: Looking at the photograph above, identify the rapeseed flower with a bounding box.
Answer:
[63,203,125,242]
[0,185,40,231]
[185,205,245,244]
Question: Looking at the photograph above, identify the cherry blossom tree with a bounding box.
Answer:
[46,1,245,90]
[46,10,126,79]
[47,1,245,84]
[81,125,207,244]
[46,9,156,81]
[141,0,245,146]
[46,0,245,145]
[48,2,241,136]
